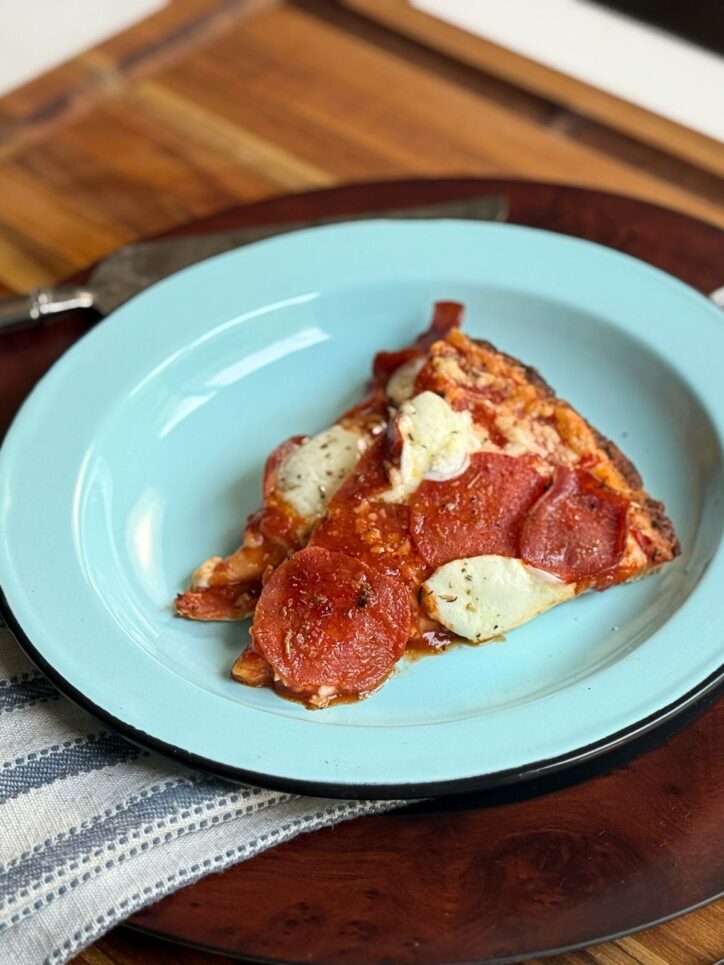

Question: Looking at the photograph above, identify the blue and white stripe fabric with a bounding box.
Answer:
[0,625,397,964]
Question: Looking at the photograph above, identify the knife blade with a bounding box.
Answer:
[0,194,506,334]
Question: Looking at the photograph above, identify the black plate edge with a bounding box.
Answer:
[2,584,723,801]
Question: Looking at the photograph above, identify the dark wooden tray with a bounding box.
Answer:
[2,179,723,964]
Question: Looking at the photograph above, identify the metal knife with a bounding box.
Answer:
[0,195,507,335]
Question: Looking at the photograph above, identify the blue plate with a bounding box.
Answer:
[1,221,723,798]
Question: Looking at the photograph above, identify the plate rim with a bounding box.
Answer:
[2,587,723,798]
[1,218,723,798]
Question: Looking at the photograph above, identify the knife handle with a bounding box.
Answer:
[0,286,95,335]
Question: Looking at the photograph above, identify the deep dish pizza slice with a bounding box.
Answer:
[176,303,679,707]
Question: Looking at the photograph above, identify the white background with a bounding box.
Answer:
[0,0,167,98]
[412,0,724,142]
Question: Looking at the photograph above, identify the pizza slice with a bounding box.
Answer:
[176,303,679,707]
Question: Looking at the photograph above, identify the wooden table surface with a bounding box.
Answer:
[0,2,722,963]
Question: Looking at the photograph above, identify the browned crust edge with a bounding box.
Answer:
[474,338,680,560]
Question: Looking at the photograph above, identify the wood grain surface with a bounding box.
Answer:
[0,0,723,298]
[75,900,724,965]
[342,0,724,180]
[0,1,722,963]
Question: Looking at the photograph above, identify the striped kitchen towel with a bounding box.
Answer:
[0,624,398,965]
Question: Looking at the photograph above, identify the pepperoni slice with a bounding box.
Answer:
[410,452,549,569]
[251,546,412,702]
[520,467,629,584]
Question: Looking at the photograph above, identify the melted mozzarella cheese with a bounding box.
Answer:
[422,555,575,643]
[386,357,425,406]
[277,424,364,523]
[191,555,222,589]
[383,391,484,502]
